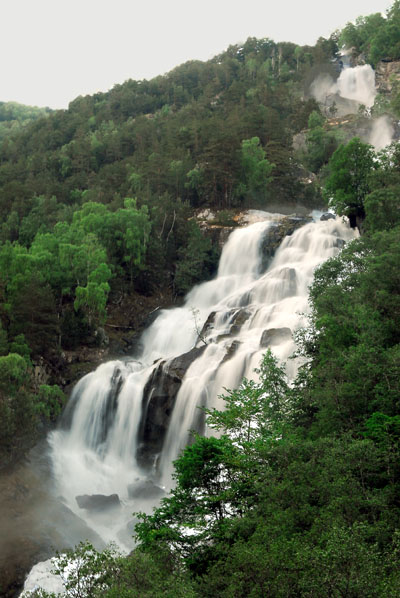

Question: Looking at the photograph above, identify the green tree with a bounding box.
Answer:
[0,322,8,356]
[364,188,400,233]
[324,138,376,228]
[236,137,274,204]
[304,110,338,173]
[113,198,151,287]
[174,221,214,295]
[136,351,290,558]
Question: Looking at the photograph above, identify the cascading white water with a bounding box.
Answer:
[44,214,356,553]
[310,61,395,149]
[310,64,377,111]
[21,214,357,596]
[335,64,377,108]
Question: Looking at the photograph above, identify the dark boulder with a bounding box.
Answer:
[260,327,292,348]
[167,345,207,380]
[127,480,165,501]
[260,216,312,272]
[199,311,216,340]
[136,345,206,468]
[320,212,336,221]
[216,309,251,342]
[230,309,252,334]
[222,340,241,363]
[75,493,121,511]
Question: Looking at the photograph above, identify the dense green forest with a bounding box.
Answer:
[0,18,340,460]
[31,133,400,598]
[1,1,400,595]
[340,0,400,65]
[0,102,51,146]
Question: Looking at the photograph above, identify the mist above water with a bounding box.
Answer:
[336,64,377,108]
[310,64,377,112]
[369,115,395,150]
[310,61,395,150]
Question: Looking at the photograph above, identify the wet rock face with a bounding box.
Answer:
[76,493,121,511]
[260,216,312,272]
[127,480,165,501]
[222,340,241,363]
[199,311,216,339]
[375,59,400,94]
[320,212,336,221]
[230,309,252,334]
[260,327,292,348]
[136,345,206,468]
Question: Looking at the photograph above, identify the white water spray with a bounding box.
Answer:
[310,61,395,149]
[336,64,377,108]
[21,214,356,595]
[48,215,355,541]
[310,64,377,112]
[369,115,395,150]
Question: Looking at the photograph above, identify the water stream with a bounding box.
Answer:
[51,214,355,543]
[22,213,356,594]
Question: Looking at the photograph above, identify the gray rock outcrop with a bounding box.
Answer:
[320,212,336,221]
[75,493,121,511]
[260,216,312,272]
[136,345,206,468]
[260,327,292,348]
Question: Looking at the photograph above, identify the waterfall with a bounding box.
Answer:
[45,214,356,550]
[335,64,377,108]
[310,61,395,149]
[310,63,377,113]
[21,213,357,595]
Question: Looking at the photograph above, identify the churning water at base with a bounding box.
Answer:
[44,214,355,554]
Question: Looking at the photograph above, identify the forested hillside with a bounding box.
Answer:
[1,2,400,595]
[0,28,341,463]
[30,125,400,598]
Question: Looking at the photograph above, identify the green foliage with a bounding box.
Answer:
[302,226,400,434]
[0,321,8,356]
[0,353,30,392]
[74,279,110,326]
[0,101,50,144]
[339,5,400,66]
[7,273,59,357]
[33,542,196,598]
[9,333,31,363]
[205,350,289,448]
[36,384,66,421]
[0,353,34,451]
[303,111,339,173]
[174,221,215,295]
[364,188,400,232]
[59,308,92,350]
[236,137,274,204]
[0,352,65,456]
[324,137,376,225]
[136,351,291,560]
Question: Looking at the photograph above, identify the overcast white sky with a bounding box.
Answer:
[0,0,393,109]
